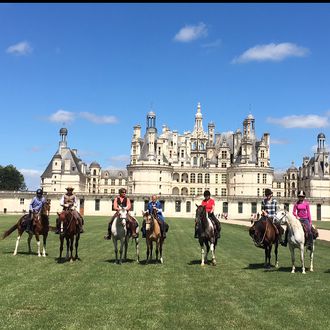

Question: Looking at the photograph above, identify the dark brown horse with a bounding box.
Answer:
[57,209,80,262]
[142,210,164,264]
[1,199,51,257]
[124,214,140,263]
[249,216,279,269]
[195,205,218,266]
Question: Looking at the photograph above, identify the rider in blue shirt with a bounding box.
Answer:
[27,189,46,233]
[143,195,167,238]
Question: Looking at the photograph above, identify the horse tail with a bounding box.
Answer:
[1,223,19,240]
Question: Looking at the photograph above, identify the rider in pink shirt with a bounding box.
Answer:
[282,190,313,249]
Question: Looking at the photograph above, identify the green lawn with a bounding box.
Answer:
[0,215,330,330]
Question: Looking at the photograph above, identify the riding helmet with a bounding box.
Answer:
[36,189,43,195]
[203,190,211,197]
[297,190,306,197]
[264,188,273,196]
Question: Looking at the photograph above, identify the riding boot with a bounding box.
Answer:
[79,217,84,233]
[104,220,113,240]
[281,228,288,247]
[161,222,166,238]
[307,232,313,250]
[194,223,198,238]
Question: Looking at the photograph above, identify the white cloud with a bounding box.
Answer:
[232,42,309,63]
[6,41,33,55]
[20,169,42,191]
[109,155,130,162]
[48,110,76,124]
[173,22,208,43]
[267,115,329,128]
[79,112,118,124]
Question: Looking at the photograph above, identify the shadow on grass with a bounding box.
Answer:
[103,258,140,264]
[3,251,38,256]
[324,269,330,274]
[244,263,291,272]
[55,257,82,264]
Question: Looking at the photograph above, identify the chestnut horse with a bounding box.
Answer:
[57,209,80,262]
[195,205,218,266]
[1,199,51,257]
[249,215,279,269]
[142,210,164,264]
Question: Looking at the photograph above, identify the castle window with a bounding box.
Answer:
[262,174,267,184]
[205,173,210,184]
[221,174,227,184]
[186,201,191,213]
[95,199,100,211]
[197,173,203,183]
[238,202,243,214]
[261,150,265,158]
[175,201,181,212]
[221,188,227,196]
[20,198,24,205]
[190,173,196,183]
[221,163,227,168]
[221,151,227,159]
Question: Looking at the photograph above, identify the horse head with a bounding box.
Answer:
[273,209,287,225]
[195,205,207,224]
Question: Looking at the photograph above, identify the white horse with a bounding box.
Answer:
[111,207,127,264]
[274,209,314,274]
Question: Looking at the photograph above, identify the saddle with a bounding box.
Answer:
[300,223,318,242]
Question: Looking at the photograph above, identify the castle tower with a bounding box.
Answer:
[59,127,68,153]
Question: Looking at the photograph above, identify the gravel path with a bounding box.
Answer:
[225,219,330,242]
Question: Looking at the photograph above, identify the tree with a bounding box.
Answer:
[0,165,27,191]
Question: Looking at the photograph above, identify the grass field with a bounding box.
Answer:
[0,215,330,330]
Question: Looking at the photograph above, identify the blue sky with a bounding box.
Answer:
[1,3,330,190]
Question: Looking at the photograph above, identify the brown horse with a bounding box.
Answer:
[57,209,80,262]
[1,199,51,257]
[124,214,140,263]
[249,215,279,269]
[142,210,164,264]
[195,205,218,266]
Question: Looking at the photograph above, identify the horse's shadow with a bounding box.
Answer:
[244,263,287,272]
[188,260,206,265]
[324,269,330,274]
[103,258,137,264]
[3,251,39,256]
[55,257,81,264]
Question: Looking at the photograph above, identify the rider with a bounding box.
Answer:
[27,189,46,233]
[194,190,221,239]
[282,190,313,250]
[56,186,84,234]
[104,188,136,240]
[142,195,167,239]
[260,188,284,244]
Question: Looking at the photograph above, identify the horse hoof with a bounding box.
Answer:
[212,260,216,266]
[291,270,295,274]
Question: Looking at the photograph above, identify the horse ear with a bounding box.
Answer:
[195,204,199,208]
[57,212,60,216]
[141,211,144,216]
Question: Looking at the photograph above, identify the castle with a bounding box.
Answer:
[1,103,329,220]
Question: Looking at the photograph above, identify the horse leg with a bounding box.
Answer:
[300,244,306,274]
[201,244,205,266]
[113,239,118,264]
[159,239,163,264]
[119,239,124,264]
[74,234,79,260]
[123,237,128,261]
[59,236,64,260]
[69,237,74,263]
[210,243,216,266]
[264,246,271,269]
[13,232,22,256]
[65,237,70,261]
[146,241,150,264]
[42,234,47,257]
[35,234,41,257]
[274,242,279,268]
[155,240,159,262]
[289,245,296,273]
[135,238,140,263]
[309,242,314,272]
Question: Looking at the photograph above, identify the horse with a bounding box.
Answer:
[249,215,279,269]
[123,214,140,263]
[1,199,51,257]
[110,207,128,264]
[142,210,164,264]
[274,209,315,274]
[57,209,80,262]
[195,204,218,266]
